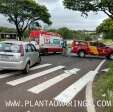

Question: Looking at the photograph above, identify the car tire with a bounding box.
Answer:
[23,62,30,74]
[43,48,48,55]
[78,51,85,58]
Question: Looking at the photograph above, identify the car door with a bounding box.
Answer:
[30,44,39,63]
[97,43,107,56]
[88,42,99,55]
[26,44,35,66]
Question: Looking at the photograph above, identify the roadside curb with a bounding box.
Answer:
[86,60,106,112]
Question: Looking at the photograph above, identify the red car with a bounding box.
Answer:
[71,40,113,59]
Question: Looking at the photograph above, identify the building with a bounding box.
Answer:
[0,32,17,40]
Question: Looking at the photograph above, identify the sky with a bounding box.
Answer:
[0,0,108,31]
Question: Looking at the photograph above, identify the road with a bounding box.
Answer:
[0,54,108,112]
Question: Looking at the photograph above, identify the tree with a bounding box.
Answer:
[97,18,113,33]
[63,0,113,19]
[57,27,73,39]
[48,27,94,40]
[0,0,52,40]
[48,27,73,39]
[96,18,113,39]
[0,27,16,33]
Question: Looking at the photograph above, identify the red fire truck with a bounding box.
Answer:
[29,29,64,54]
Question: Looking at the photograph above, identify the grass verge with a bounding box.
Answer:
[101,39,113,45]
[93,61,113,112]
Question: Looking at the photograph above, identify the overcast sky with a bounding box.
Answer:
[0,0,108,31]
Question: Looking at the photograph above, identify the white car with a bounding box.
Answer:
[0,41,41,73]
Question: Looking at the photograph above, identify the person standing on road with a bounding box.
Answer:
[62,40,68,56]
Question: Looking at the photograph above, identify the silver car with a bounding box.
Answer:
[0,41,41,73]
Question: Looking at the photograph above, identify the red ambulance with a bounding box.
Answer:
[29,29,64,54]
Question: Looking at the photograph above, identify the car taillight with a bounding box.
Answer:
[19,44,24,56]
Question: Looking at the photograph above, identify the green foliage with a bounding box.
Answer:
[63,0,113,19]
[74,31,93,41]
[48,27,73,39]
[58,27,73,39]
[48,29,57,33]
[96,18,113,40]
[97,18,113,33]
[0,27,16,33]
[94,62,113,112]
[48,27,94,40]
[0,0,52,40]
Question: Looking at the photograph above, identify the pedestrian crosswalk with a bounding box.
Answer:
[30,63,52,71]
[0,63,100,105]
[0,64,52,79]
[28,68,80,94]
[54,71,97,103]
[7,65,65,86]
[0,72,18,79]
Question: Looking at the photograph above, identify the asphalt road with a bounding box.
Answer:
[0,54,108,112]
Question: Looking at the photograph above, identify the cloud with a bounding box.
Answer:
[0,0,108,30]
[38,0,108,30]
[0,14,15,28]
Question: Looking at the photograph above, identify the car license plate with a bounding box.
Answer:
[0,55,11,61]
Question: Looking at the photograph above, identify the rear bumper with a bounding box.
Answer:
[0,61,26,70]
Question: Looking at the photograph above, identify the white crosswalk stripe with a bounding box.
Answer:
[28,68,80,94]
[30,64,52,71]
[0,64,52,79]
[0,72,18,79]
[6,66,65,86]
[54,71,97,104]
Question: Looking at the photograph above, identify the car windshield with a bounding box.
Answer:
[0,42,20,53]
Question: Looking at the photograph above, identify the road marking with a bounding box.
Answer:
[6,66,65,86]
[0,64,51,79]
[28,68,80,94]
[95,60,106,72]
[30,64,52,71]
[86,81,96,112]
[0,72,18,79]
[54,71,97,103]
[86,59,106,112]
[54,60,106,104]
[102,68,109,72]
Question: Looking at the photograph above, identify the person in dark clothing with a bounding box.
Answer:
[62,40,67,56]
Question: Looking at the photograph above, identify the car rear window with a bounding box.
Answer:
[0,43,20,53]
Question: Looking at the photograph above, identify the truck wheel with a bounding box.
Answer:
[23,62,30,74]
[78,51,85,58]
[44,49,48,55]
[109,53,113,60]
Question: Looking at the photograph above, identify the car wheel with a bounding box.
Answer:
[78,51,85,58]
[23,62,30,74]
[109,53,113,60]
